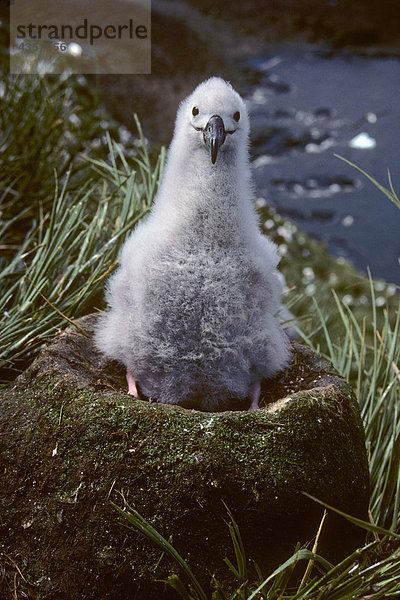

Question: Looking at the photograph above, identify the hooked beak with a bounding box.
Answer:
[203,115,226,164]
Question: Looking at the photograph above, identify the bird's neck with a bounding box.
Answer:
[155,145,253,233]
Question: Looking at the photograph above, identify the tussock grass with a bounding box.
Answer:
[299,284,400,533]
[298,167,400,537]
[1,73,101,224]
[0,71,164,379]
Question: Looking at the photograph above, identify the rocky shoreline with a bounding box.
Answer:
[92,0,400,144]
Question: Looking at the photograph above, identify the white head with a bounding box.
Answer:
[172,77,250,167]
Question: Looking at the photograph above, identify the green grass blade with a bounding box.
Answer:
[112,503,208,600]
[302,493,400,540]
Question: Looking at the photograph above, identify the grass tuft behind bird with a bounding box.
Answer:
[0,71,164,379]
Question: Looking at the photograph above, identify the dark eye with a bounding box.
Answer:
[192,106,199,116]
[233,111,240,122]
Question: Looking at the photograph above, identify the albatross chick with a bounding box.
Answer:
[95,77,291,411]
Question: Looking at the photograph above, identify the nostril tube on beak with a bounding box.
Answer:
[203,115,226,164]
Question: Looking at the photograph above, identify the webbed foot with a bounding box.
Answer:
[126,370,139,398]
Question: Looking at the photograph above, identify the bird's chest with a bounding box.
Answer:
[146,241,257,326]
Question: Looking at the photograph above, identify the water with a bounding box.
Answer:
[247,51,400,284]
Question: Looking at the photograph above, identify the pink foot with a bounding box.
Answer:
[126,370,139,398]
[248,382,261,411]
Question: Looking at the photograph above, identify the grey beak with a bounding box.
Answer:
[203,115,226,164]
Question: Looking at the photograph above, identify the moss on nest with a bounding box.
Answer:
[0,316,369,599]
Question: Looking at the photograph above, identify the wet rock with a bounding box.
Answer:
[271,175,359,195]
[274,108,296,118]
[281,206,337,224]
[314,107,336,119]
[0,315,369,600]
[250,116,334,157]
[264,74,291,94]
